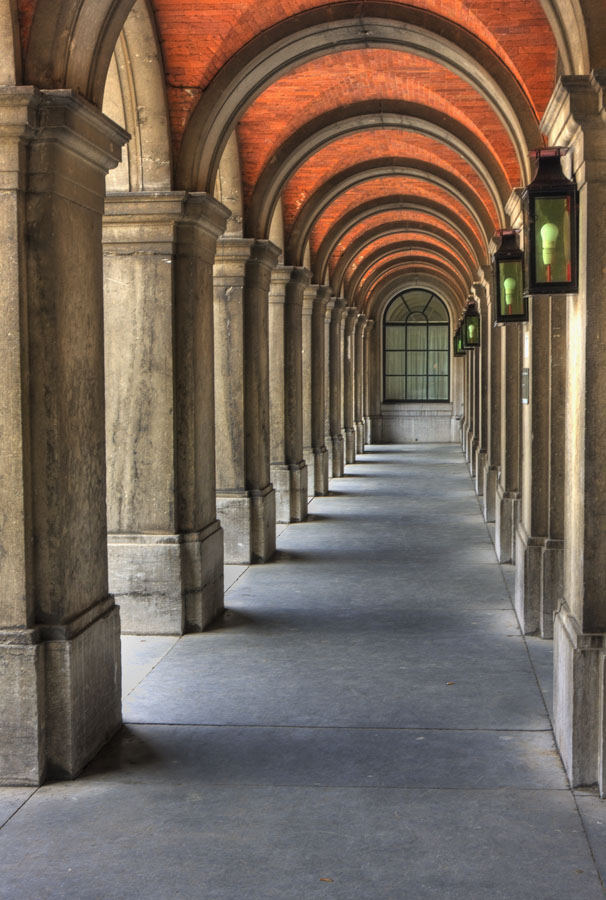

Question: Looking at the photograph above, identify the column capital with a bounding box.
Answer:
[250,239,281,271]
[344,306,359,334]
[541,74,606,181]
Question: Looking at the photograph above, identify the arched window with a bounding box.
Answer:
[384,289,450,401]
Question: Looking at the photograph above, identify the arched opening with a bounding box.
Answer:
[383,289,450,403]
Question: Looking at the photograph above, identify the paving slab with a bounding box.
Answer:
[0,788,36,829]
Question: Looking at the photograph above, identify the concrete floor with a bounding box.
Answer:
[2,444,606,899]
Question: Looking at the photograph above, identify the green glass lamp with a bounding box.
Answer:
[462,298,480,349]
[522,148,578,295]
[453,326,466,357]
[492,229,527,324]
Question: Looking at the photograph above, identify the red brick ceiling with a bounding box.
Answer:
[18,0,558,301]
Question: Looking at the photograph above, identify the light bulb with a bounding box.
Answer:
[468,322,476,341]
[503,276,517,306]
[540,221,559,266]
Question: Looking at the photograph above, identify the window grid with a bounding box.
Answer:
[383,290,450,403]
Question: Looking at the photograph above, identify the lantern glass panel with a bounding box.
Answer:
[498,258,524,318]
[463,313,480,347]
[533,194,572,285]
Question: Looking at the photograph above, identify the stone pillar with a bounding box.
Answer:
[369,318,382,442]
[464,351,473,462]
[214,238,279,563]
[515,299,550,635]
[0,88,128,784]
[541,299,566,638]
[483,295,501,523]
[343,307,358,464]
[324,298,335,479]
[363,320,375,444]
[543,75,606,791]
[312,286,331,495]
[469,343,480,477]
[103,192,228,635]
[474,286,489,496]
[329,298,347,476]
[354,314,367,453]
[495,322,521,564]
[268,266,309,523]
[269,266,292,522]
[283,268,310,520]
[302,280,315,499]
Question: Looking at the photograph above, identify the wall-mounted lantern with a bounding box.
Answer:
[453,327,466,357]
[522,148,578,295]
[492,229,528,324]
[462,298,480,349]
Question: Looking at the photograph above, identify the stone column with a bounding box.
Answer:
[495,324,521,563]
[302,280,315,499]
[0,88,128,784]
[269,265,292,522]
[103,192,228,635]
[369,318,382,442]
[483,296,502,523]
[363,320,375,444]
[312,286,331,495]
[354,314,367,453]
[543,75,606,791]
[474,286,489,496]
[214,238,279,563]
[283,268,310,520]
[464,351,473,461]
[324,298,335,479]
[515,299,550,635]
[541,299,566,638]
[470,343,481,478]
[329,298,347,476]
[343,307,358,464]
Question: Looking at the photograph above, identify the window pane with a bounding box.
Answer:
[426,297,449,323]
[385,351,406,375]
[385,297,407,322]
[385,376,406,400]
[428,350,449,376]
[428,376,449,400]
[406,351,426,375]
[428,325,448,350]
[385,326,406,350]
[404,290,432,312]
[406,376,426,400]
[407,325,427,350]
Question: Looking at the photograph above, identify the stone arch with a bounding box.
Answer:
[214,132,245,237]
[25,0,136,106]
[332,220,477,296]
[315,195,488,288]
[346,241,475,301]
[176,3,543,192]
[250,105,508,244]
[103,0,171,192]
[359,261,467,310]
[351,254,469,308]
[0,0,20,84]
[282,159,495,269]
[539,0,591,74]
[369,273,464,327]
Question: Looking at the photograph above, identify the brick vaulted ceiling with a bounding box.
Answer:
[19,0,559,308]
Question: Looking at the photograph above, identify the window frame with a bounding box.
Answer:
[383,289,451,403]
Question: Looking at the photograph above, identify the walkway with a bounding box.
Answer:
[1,445,606,899]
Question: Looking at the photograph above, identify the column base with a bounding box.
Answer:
[514,523,545,635]
[345,427,356,464]
[468,438,478,478]
[304,447,315,499]
[108,522,224,634]
[541,539,564,640]
[553,604,605,790]
[474,449,486,497]
[313,446,330,496]
[355,420,365,455]
[0,600,122,785]
[271,462,308,523]
[482,465,498,523]
[331,433,345,477]
[494,483,520,563]
[217,486,276,564]
[364,416,372,445]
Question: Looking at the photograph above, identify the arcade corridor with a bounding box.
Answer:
[1,446,605,899]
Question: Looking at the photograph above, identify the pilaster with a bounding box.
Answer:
[312,286,332,495]
[343,307,359,464]
[302,281,316,498]
[329,298,346,476]
[495,324,521,563]
[354,314,367,454]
